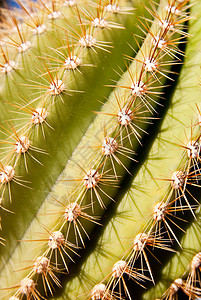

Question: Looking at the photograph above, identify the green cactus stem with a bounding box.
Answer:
[0,0,200,300]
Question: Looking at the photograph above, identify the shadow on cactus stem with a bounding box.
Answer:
[51,15,191,300]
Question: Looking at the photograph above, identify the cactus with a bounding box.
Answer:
[0,0,201,299]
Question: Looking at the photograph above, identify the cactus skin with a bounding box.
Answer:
[0,0,143,264]
[0,0,201,300]
[143,2,201,298]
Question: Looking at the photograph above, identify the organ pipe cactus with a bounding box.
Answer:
[0,0,201,299]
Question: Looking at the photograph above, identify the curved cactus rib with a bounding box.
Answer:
[142,1,201,298]
[0,0,149,270]
[0,0,190,299]
[51,1,201,299]
[0,0,156,298]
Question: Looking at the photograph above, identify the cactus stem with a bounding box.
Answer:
[0,0,195,298]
